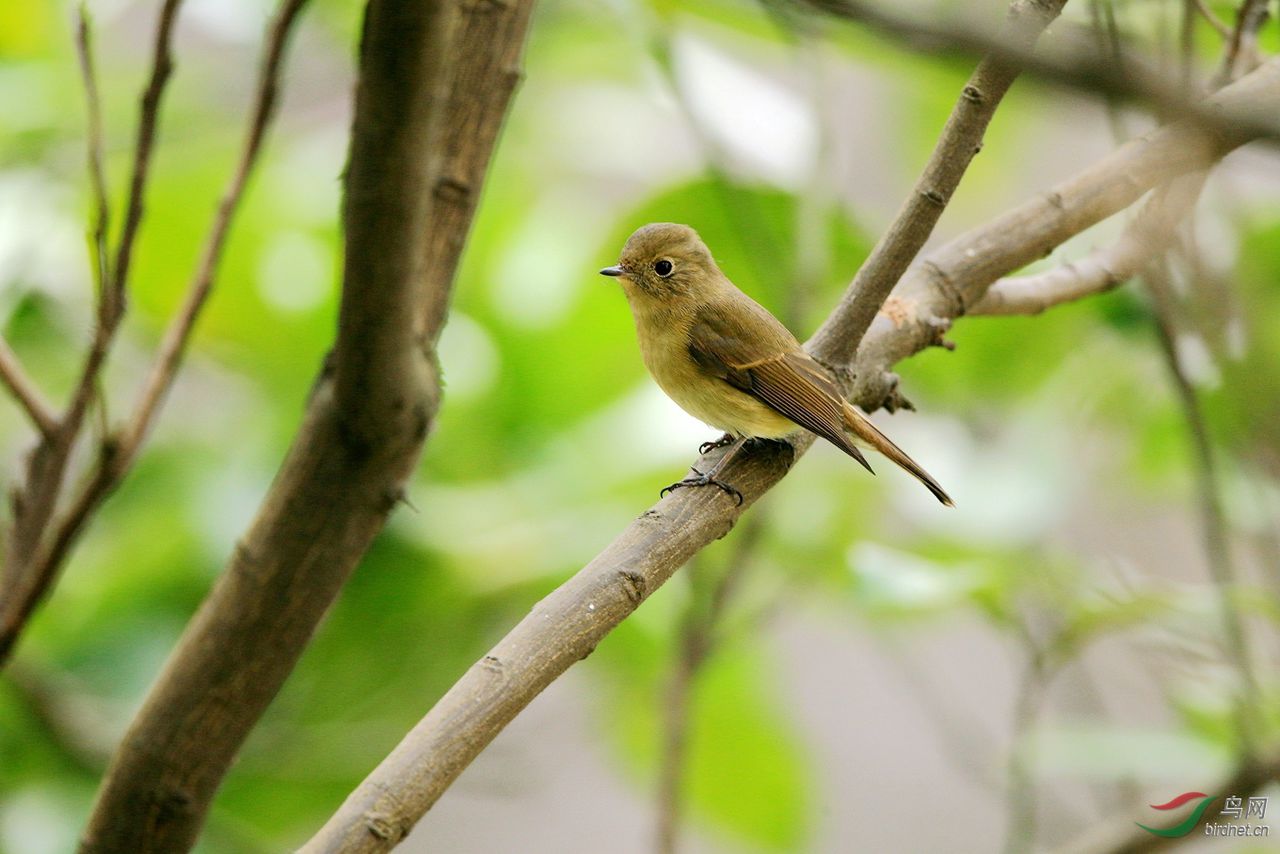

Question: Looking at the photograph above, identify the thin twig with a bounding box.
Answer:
[655,515,764,854]
[0,337,58,437]
[814,0,1068,366]
[1219,0,1271,82]
[970,172,1208,317]
[65,0,183,433]
[1192,0,1233,38]
[75,3,111,296]
[0,0,311,671]
[0,0,185,668]
[1143,260,1260,753]
[803,0,1280,147]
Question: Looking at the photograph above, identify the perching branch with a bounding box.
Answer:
[304,57,1280,853]
[969,171,1208,317]
[79,0,533,851]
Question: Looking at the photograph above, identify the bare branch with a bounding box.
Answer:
[1193,0,1233,39]
[0,0,311,671]
[80,0,533,849]
[970,171,1208,316]
[803,0,1280,146]
[655,515,764,854]
[0,338,58,437]
[1143,259,1260,750]
[0,0,185,666]
[303,57,1280,851]
[814,0,1067,367]
[1220,0,1271,82]
[75,4,111,295]
[29,0,315,618]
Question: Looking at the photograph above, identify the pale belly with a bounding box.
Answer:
[640,330,797,439]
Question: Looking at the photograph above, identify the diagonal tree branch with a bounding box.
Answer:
[815,0,1067,365]
[969,171,1208,317]
[0,337,58,438]
[303,56,1280,853]
[803,0,1280,146]
[78,0,535,850]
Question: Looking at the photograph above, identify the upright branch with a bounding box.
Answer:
[303,57,1280,854]
[0,0,311,670]
[655,515,765,854]
[26,0,315,631]
[0,0,184,666]
[80,0,534,850]
[75,4,110,294]
[1144,259,1260,751]
[812,0,1067,367]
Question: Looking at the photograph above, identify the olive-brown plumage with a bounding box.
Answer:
[601,222,952,506]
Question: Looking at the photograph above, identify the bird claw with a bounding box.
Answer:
[698,433,736,455]
[659,470,744,506]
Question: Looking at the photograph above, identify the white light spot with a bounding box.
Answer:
[437,312,500,400]
[256,231,332,314]
[673,32,816,187]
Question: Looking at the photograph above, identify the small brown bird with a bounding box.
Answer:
[601,222,952,507]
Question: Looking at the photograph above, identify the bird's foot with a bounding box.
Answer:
[659,467,744,506]
[698,433,736,455]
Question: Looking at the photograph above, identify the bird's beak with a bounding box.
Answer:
[599,265,626,278]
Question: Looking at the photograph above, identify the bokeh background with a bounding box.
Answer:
[1,0,1278,851]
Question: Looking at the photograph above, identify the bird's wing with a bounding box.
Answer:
[686,303,873,472]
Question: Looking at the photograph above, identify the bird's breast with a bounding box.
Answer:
[635,313,796,439]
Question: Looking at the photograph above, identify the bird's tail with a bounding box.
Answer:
[841,402,954,507]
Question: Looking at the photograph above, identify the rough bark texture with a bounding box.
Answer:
[79,2,456,851]
[303,56,1280,853]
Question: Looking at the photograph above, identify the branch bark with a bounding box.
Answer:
[303,56,1280,853]
[0,337,57,437]
[815,0,1067,364]
[803,0,1280,146]
[77,0,496,849]
[969,171,1208,317]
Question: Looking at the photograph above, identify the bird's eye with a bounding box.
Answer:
[654,259,674,277]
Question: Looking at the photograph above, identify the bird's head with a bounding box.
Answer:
[599,222,721,303]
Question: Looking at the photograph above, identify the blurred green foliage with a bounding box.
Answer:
[1,1,1278,853]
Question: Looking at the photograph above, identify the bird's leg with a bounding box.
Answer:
[660,436,749,506]
[698,432,736,455]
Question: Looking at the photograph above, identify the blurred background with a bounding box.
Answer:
[1,0,1278,851]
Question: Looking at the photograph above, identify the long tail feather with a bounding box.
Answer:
[841,403,954,507]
